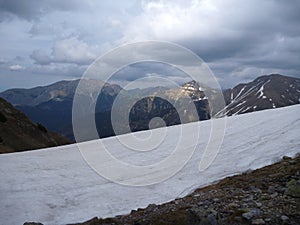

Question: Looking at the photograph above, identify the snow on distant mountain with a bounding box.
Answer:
[222,74,300,116]
[0,104,299,225]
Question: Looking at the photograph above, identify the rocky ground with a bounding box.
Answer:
[25,154,300,225]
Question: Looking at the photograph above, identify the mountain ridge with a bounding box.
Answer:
[222,74,300,116]
[0,97,69,153]
[0,74,299,142]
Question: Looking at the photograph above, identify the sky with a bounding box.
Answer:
[0,0,300,91]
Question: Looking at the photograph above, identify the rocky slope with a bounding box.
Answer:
[0,97,69,153]
[56,154,299,225]
[223,74,300,116]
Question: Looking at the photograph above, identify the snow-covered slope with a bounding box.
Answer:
[1,105,300,225]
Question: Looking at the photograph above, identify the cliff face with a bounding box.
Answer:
[0,97,69,153]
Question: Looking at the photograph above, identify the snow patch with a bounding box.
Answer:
[197,96,208,101]
[1,105,300,225]
[241,106,251,113]
[256,80,270,99]
[185,86,195,91]
[235,86,245,100]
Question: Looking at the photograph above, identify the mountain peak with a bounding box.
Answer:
[223,74,300,116]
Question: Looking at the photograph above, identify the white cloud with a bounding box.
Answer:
[31,63,86,77]
[117,0,300,86]
[9,64,24,71]
[52,37,97,64]
[121,0,225,42]
[31,37,99,65]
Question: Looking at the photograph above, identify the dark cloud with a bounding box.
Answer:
[0,0,300,90]
[0,0,85,21]
[121,0,300,87]
[30,49,51,65]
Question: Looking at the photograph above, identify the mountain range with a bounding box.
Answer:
[0,74,299,142]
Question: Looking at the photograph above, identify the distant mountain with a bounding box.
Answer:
[94,81,211,140]
[1,74,299,143]
[0,97,69,153]
[126,81,211,132]
[0,79,122,141]
[0,79,211,142]
[222,74,300,116]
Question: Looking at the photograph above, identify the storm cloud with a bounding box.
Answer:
[0,0,299,90]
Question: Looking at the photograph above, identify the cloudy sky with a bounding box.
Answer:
[0,0,299,91]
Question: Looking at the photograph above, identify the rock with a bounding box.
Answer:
[197,201,204,206]
[268,186,276,193]
[282,156,292,160]
[204,200,211,205]
[209,209,218,216]
[281,215,289,221]
[24,223,44,225]
[207,213,217,225]
[228,202,239,208]
[286,179,300,198]
[250,186,262,193]
[242,208,261,220]
[234,216,243,222]
[255,202,262,207]
[146,204,157,212]
[270,192,278,198]
[190,206,202,217]
[242,194,254,202]
[213,198,220,202]
[252,218,265,224]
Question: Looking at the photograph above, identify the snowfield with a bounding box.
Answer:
[1,105,300,225]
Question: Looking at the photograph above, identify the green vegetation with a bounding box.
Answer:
[286,179,300,198]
